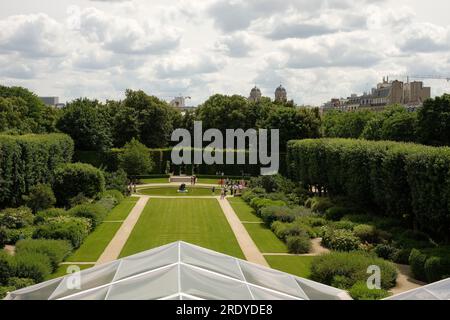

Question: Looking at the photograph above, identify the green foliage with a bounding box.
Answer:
[416,94,450,146]
[323,110,373,139]
[0,250,11,284]
[22,184,56,213]
[287,138,450,240]
[249,197,286,215]
[321,227,361,251]
[33,216,91,248]
[0,206,34,229]
[374,244,398,261]
[0,134,73,207]
[6,277,35,289]
[57,98,112,151]
[10,251,52,283]
[53,163,105,206]
[311,251,398,290]
[103,190,124,204]
[409,249,428,281]
[310,197,334,214]
[118,138,153,176]
[0,286,15,299]
[348,281,391,300]
[353,224,378,243]
[0,85,59,134]
[424,256,450,283]
[15,239,72,270]
[325,206,348,221]
[286,235,311,254]
[68,204,108,229]
[104,169,128,195]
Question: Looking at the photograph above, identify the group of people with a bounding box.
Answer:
[127,180,138,194]
[190,175,198,185]
[217,180,245,200]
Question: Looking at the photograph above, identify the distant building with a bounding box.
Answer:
[321,77,431,113]
[275,85,287,103]
[39,96,64,108]
[170,96,195,113]
[248,86,262,102]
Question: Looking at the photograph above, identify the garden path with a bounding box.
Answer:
[219,197,269,267]
[95,195,150,265]
[390,264,426,295]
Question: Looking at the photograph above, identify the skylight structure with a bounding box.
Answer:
[4,241,351,300]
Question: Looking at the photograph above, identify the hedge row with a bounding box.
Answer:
[287,139,450,240]
[75,149,287,176]
[0,134,74,207]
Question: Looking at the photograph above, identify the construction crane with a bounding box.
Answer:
[389,75,450,83]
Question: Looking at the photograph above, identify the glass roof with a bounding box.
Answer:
[4,241,351,300]
[385,278,450,300]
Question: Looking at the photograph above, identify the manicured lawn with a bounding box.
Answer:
[138,187,219,196]
[228,197,261,222]
[66,222,122,262]
[244,223,288,253]
[47,264,94,280]
[105,197,138,221]
[265,255,315,279]
[120,198,244,259]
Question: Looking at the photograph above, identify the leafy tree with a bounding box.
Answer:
[57,98,112,151]
[261,107,321,151]
[122,90,174,148]
[323,110,374,139]
[22,184,56,213]
[417,94,450,146]
[119,138,153,176]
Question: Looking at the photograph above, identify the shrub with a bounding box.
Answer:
[329,220,355,230]
[103,189,124,204]
[409,249,428,281]
[260,206,296,225]
[33,216,91,248]
[321,227,361,251]
[0,207,34,229]
[295,216,327,228]
[249,198,286,215]
[53,163,105,206]
[0,227,7,247]
[374,244,398,261]
[348,281,391,300]
[286,235,311,254]
[7,277,35,289]
[0,286,14,299]
[310,197,334,214]
[15,239,72,270]
[392,248,412,264]
[104,169,128,195]
[22,184,56,213]
[0,250,11,284]
[325,207,348,221]
[10,251,52,282]
[2,227,35,244]
[34,208,68,224]
[310,251,398,290]
[353,224,378,243]
[119,138,153,176]
[68,204,107,229]
[424,256,450,283]
[96,196,118,212]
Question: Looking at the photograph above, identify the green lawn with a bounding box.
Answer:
[244,223,288,253]
[265,255,314,279]
[47,264,94,280]
[139,178,170,184]
[120,198,244,259]
[228,197,261,222]
[105,197,138,221]
[138,187,219,196]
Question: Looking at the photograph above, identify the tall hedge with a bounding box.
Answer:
[0,134,74,207]
[287,138,450,240]
[75,148,287,177]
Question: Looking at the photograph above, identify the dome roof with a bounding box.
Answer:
[275,85,286,93]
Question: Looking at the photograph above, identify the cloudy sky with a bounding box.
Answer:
[0,0,449,106]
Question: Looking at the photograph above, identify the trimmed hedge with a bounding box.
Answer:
[0,134,74,207]
[68,203,108,229]
[9,251,52,283]
[53,163,105,205]
[287,138,450,240]
[409,248,450,283]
